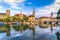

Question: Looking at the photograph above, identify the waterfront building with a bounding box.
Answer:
[14,12,27,22]
[28,15,35,22]
[15,12,26,19]
[28,10,36,22]
[39,13,55,24]
[19,12,27,19]
[0,10,10,19]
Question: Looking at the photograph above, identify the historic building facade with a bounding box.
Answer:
[0,10,10,19]
[15,12,26,19]
[39,13,55,24]
[28,10,36,22]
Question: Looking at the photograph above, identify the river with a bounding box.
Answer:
[0,23,60,40]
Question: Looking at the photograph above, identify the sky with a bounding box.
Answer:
[0,0,60,18]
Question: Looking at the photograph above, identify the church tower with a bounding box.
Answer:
[51,12,53,18]
[6,10,10,17]
[32,9,35,17]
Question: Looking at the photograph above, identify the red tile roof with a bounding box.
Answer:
[15,14,19,16]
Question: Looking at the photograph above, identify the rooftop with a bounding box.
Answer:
[39,16,55,19]
[28,15,35,17]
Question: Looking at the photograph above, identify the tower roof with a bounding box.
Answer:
[15,14,19,16]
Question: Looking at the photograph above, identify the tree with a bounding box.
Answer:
[55,32,60,40]
[56,9,60,19]
[0,19,3,22]
[16,16,21,22]
[3,16,10,24]
[4,24,10,36]
[23,16,28,21]
[12,16,21,22]
[12,16,16,22]
[58,9,60,15]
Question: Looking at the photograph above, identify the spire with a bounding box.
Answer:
[51,12,53,18]
[32,8,35,17]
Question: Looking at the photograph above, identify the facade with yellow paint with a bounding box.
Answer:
[28,10,36,22]
[39,13,55,24]
[28,15,35,22]
[15,12,26,19]
[0,10,10,19]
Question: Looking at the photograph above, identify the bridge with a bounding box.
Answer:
[39,20,60,25]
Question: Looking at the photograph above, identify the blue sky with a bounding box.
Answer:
[24,0,54,8]
[0,0,60,18]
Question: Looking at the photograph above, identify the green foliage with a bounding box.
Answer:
[58,9,60,15]
[55,32,60,40]
[56,17,60,19]
[4,24,10,31]
[12,15,28,22]
[13,24,28,31]
[23,16,28,21]
[3,16,10,22]
[56,9,60,19]
[21,24,28,30]
[12,16,21,22]
[12,16,16,21]
[0,26,6,32]
[16,16,21,21]
[13,25,20,31]
[0,19,3,22]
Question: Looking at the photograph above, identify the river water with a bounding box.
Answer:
[0,23,60,40]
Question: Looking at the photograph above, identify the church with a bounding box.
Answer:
[28,10,36,22]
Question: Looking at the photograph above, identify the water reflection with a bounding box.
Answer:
[13,24,28,33]
[55,32,60,40]
[0,23,60,40]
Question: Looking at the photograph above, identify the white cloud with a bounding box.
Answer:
[4,0,24,3]
[10,10,20,16]
[0,6,6,13]
[3,0,25,9]
[35,0,60,18]
[0,0,60,18]
[0,0,2,2]
[8,3,19,8]
[0,6,4,8]
[56,0,60,2]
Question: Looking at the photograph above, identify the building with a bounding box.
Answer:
[39,13,55,24]
[28,15,35,22]
[28,10,36,22]
[6,10,10,17]
[0,10,10,19]
[19,12,26,19]
[14,12,26,19]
